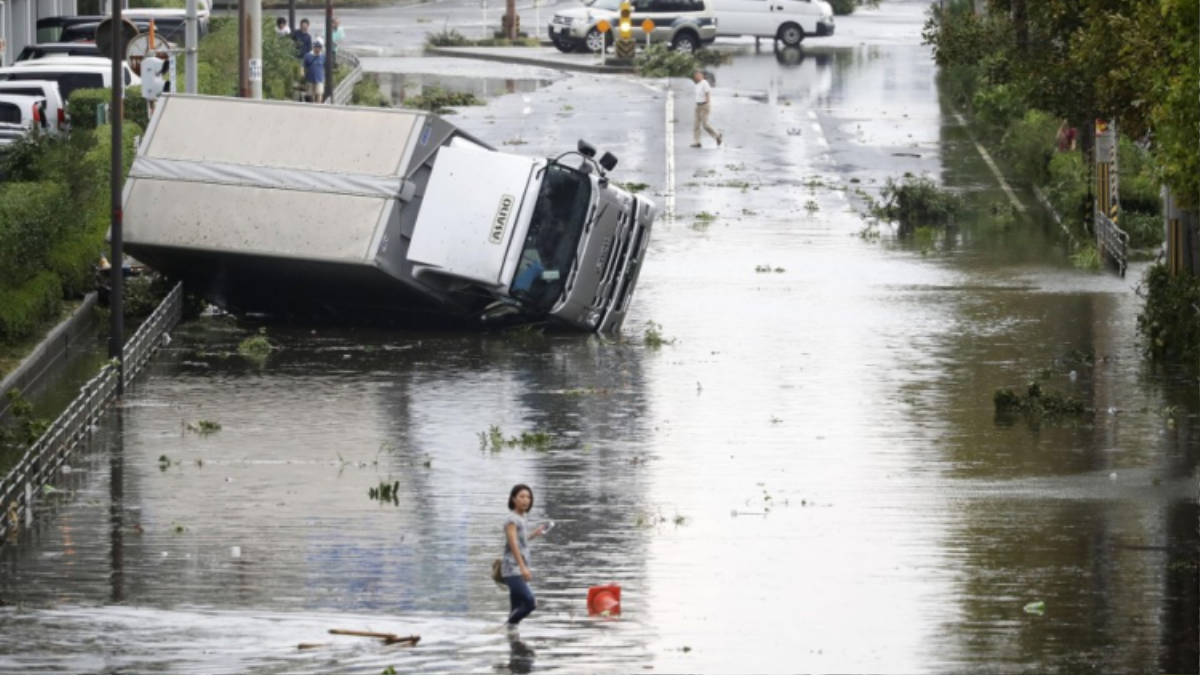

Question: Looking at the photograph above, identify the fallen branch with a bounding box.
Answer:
[328,629,421,645]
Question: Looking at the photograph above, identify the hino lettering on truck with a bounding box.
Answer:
[491,195,515,244]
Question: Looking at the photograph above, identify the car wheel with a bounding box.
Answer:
[585,28,608,52]
[778,22,804,46]
[671,31,699,53]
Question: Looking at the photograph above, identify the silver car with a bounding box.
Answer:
[549,0,717,54]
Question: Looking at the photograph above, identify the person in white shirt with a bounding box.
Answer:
[691,69,722,148]
[276,17,291,36]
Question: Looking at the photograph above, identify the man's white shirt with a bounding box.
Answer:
[694,78,711,104]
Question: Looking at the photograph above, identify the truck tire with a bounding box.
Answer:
[671,31,699,53]
[778,22,804,46]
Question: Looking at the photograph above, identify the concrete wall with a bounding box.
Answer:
[0,293,97,422]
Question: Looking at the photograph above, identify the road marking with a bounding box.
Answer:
[664,80,675,225]
[954,113,1026,213]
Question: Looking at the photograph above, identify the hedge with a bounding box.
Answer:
[0,271,63,342]
[68,88,150,132]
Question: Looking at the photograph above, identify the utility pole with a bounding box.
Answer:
[109,0,125,393]
[324,0,333,102]
[288,0,295,43]
[185,0,197,93]
[250,0,262,99]
[238,0,248,97]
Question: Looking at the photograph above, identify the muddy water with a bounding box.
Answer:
[2,11,1197,675]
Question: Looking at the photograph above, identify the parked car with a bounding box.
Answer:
[16,43,103,62]
[36,7,207,45]
[0,60,138,102]
[549,0,717,54]
[713,0,834,45]
[0,80,68,132]
[0,94,49,125]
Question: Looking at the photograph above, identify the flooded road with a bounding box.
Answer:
[1,1,1196,673]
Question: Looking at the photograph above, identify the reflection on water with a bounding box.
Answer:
[369,71,554,108]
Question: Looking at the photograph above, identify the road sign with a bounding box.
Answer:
[249,59,263,83]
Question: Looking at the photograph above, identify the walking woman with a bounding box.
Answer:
[501,484,547,631]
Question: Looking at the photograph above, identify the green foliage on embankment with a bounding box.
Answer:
[0,121,140,345]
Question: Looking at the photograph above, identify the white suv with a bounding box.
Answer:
[550,0,717,54]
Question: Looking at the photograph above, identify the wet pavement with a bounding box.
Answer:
[1,1,1197,673]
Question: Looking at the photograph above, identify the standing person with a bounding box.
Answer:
[303,41,326,103]
[330,17,345,59]
[691,69,722,149]
[293,18,313,58]
[275,17,291,37]
[500,484,548,632]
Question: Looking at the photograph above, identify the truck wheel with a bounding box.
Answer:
[585,28,608,52]
[671,31,699,53]
[778,23,804,46]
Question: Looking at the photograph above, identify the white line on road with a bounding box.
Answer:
[954,112,1026,213]
[664,80,676,225]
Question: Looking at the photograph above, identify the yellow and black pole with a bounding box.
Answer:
[614,1,635,60]
[1093,118,1120,270]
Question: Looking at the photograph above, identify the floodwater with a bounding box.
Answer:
[1,2,1197,673]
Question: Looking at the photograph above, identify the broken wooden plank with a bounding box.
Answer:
[328,629,420,645]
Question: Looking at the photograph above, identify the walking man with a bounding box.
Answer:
[691,69,721,148]
[303,40,326,103]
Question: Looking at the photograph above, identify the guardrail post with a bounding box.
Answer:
[24,482,32,528]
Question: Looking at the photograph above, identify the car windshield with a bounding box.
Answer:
[509,163,593,312]
[584,0,622,10]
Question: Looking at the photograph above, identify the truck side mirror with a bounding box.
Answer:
[577,139,597,158]
[599,152,618,172]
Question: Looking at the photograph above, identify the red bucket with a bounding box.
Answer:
[587,585,621,616]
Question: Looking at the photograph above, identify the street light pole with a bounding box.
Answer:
[109,0,125,393]
[324,0,333,102]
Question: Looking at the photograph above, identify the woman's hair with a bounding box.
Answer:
[508,484,534,511]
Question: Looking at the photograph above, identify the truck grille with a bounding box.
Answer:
[591,201,637,311]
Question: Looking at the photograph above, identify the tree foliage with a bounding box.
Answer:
[924,0,1199,208]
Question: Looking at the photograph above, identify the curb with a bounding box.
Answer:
[0,293,98,421]
[425,46,635,74]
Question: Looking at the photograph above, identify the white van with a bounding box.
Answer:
[714,0,835,46]
[0,80,67,131]
[0,61,139,102]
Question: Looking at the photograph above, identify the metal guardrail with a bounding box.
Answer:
[331,51,364,106]
[0,282,183,549]
[1096,210,1129,277]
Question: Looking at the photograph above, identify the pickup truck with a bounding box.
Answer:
[120,95,655,333]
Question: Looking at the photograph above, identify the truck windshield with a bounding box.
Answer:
[509,163,592,311]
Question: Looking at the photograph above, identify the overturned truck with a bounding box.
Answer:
[121,95,655,332]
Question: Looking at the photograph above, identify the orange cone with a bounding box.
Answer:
[587,585,621,616]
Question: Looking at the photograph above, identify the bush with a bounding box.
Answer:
[0,181,70,288]
[999,109,1058,186]
[426,28,473,47]
[972,82,1024,139]
[936,63,982,113]
[403,88,482,113]
[351,76,390,108]
[867,175,962,235]
[634,43,697,78]
[1045,150,1091,239]
[1117,136,1161,215]
[828,0,879,15]
[1121,211,1163,250]
[0,272,62,342]
[186,16,298,99]
[1137,263,1200,364]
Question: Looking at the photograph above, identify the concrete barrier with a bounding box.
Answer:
[0,293,99,422]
